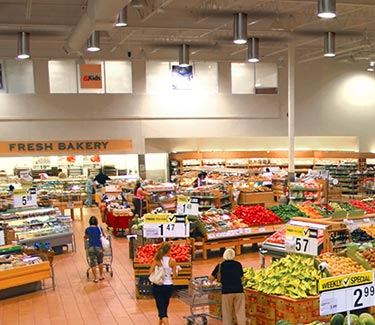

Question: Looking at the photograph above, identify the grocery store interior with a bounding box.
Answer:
[2,0,375,324]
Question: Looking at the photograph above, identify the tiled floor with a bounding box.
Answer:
[0,208,265,325]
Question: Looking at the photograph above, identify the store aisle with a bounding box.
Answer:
[0,208,264,325]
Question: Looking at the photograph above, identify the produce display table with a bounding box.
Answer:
[0,261,54,292]
[106,212,132,236]
[52,201,83,220]
[18,231,76,252]
[199,223,283,259]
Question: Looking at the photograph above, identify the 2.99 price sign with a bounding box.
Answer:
[319,271,375,315]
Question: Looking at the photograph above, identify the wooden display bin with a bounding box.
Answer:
[197,223,283,259]
[238,192,275,207]
[244,288,330,325]
[0,261,52,291]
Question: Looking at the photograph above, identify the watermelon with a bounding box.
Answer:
[359,313,375,325]
[344,314,363,325]
[331,314,345,325]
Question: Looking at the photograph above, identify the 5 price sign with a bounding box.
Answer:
[13,188,37,208]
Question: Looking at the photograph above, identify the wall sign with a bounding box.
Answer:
[319,271,375,315]
[80,64,102,89]
[0,139,132,154]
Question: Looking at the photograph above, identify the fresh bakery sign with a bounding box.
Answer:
[0,140,132,154]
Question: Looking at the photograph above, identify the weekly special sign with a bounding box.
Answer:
[319,271,375,315]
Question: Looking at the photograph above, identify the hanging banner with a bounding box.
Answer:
[0,139,132,154]
[80,64,102,89]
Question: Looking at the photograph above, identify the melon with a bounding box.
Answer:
[344,314,363,325]
[359,313,375,325]
[331,314,345,325]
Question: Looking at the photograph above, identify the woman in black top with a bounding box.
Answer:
[210,248,246,325]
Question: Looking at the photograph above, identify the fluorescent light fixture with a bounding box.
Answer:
[324,32,336,57]
[318,0,336,19]
[17,32,30,59]
[116,6,128,27]
[131,0,145,8]
[179,44,190,67]
[247,37,260,63]
[233,13,247,45]
[86,31,100,52]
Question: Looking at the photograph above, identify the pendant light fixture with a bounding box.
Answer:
[179,44,190,67]
[324,32,336,57]
[115,6,128,27]
[233,13,247,45]
[318,0,336,19]
[247,37,260,63]
[17,32,30,59]
[86,31,100,52]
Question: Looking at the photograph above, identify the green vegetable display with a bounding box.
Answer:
[268,204,307,222]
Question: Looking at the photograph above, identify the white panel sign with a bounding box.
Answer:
[13,188,37,208]
[319,271,375,315]
[143,214,190,238]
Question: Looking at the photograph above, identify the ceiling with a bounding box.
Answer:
[1,0,375,67]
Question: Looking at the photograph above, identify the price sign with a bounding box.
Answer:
[143,213,190,238]
[319,271,375,315]
[13,188,37,208]
[285,225,318,256]
[176,195,199,216]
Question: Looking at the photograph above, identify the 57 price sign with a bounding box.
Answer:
[285,225,318,256]
[13,188,37,208]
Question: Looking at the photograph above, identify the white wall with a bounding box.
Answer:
[0,59,374,154]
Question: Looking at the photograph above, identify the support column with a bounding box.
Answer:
[138,154,146,180]
[288,42,296,182]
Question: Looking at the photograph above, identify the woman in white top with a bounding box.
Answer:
[262,167,274,188]
[149,242,177,325]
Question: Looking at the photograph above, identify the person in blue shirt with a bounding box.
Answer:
[84,216,105,282]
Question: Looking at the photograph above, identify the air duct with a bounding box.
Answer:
[66,0,132,53]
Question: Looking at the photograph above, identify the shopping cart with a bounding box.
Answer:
[85,235,114,279]
[178,276,222,325]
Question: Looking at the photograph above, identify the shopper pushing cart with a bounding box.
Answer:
[84,216,113,282]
